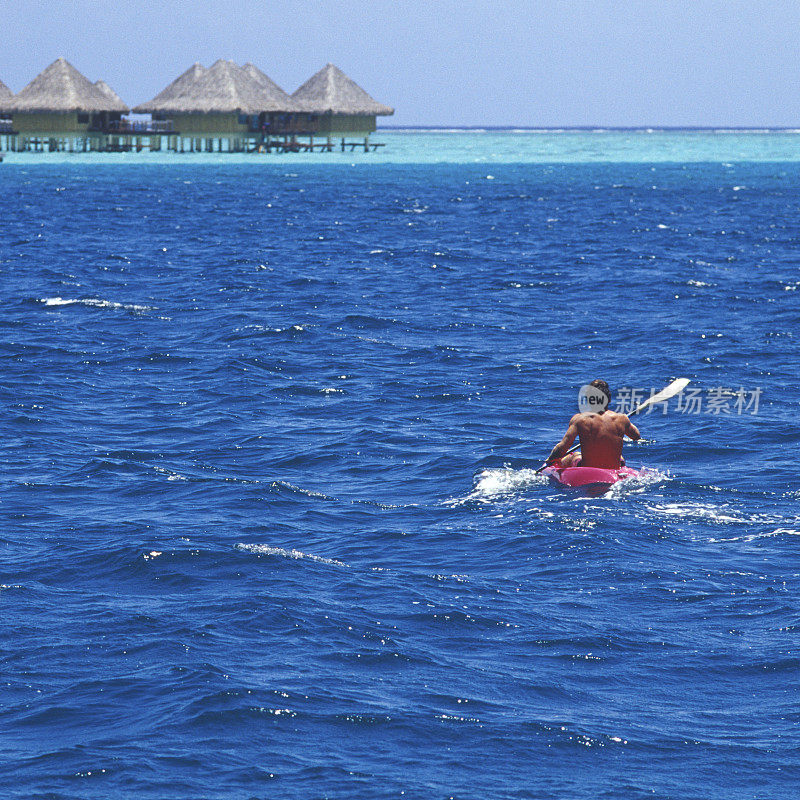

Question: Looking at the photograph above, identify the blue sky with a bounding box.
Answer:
[5,0,800,126]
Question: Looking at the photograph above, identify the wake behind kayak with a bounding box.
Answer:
[544,459,640,488]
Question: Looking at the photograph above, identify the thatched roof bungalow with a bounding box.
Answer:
[132,59,299,137]
[240,63,308,135]
[291,63,393,135]
[6,57,127,135]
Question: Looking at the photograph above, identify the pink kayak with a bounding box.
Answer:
[544,460,640,487]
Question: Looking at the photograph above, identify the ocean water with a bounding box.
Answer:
[8,126,800,164]
[1,132,798,799]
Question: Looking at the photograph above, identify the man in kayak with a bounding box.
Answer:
[546,379,641,469]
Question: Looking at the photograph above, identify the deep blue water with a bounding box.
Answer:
[1,158,798,799]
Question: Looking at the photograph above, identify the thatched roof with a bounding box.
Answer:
[292,64,393,116]
[182,59,264,113]
[132,62,207,113]
[6,58,128,113]
[241,63,300,112]
[0,79,13,114]
[134,60,298,114]
[94,80,125,107]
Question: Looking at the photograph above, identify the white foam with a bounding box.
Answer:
[650,502,743,523]
[234,323,306,334]
[40,297,154,312]
[768,528,800,538]
[153,466,187,481]
[602,467,666,497]
[463,467,547,501]
[649,502,799,531]
[236,543,346,567]
[253,707,296,717]
[451,465,665,504]
[270,480,335,501]
[708,528,800,543]
[687,279,714,287]
[435,713,482,723]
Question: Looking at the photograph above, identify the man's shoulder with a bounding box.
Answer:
[570,412,598,431]
[604,410,631,428]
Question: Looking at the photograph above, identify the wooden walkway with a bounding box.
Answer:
[254,137,386,154]
[1,133,386,155]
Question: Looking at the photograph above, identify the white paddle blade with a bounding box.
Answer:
[633,378,690,414]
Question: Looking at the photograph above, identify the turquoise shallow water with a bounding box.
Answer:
[1,134,799,799]
[5,128,800,164]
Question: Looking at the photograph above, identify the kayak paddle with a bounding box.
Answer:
[535,377,691,473]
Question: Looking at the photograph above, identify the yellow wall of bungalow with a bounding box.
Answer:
[315,114,377,135]
[12,112,92,134]
[12,111,123,135]
[156,113,327,136]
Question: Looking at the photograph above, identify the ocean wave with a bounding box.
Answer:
[267,480,338,501]
[153,466,188,482]
[235,543,347,567]
[650,502,745,524]
[649,503,800,541]
[648,502,794,526]
[228,323,308,337]
[39,296,154,312]
[708,527,800,543]
[6,154,800,800]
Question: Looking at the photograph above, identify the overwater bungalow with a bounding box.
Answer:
[0,58,394,156]
[132,59,300,152]
[291,63,393,144]
[5,58,128,151]
[241,63,308,138]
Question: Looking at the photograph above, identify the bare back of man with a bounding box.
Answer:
[548,410,640,469]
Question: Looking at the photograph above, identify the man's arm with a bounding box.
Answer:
[625,415,641,441]
[547,415,580,463]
